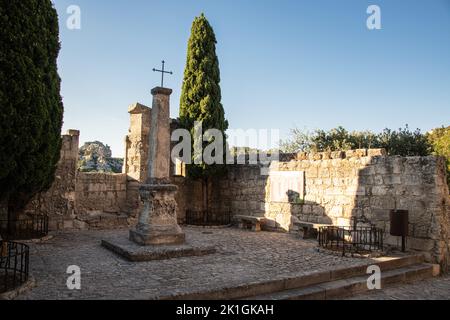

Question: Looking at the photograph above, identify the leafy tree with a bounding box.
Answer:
[179,14,228,214]
[427,126,450,189]
[0,0,64,232]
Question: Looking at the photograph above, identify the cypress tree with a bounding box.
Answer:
[180,13,229,176]
[179,13,228,217]
[0,0,64,228]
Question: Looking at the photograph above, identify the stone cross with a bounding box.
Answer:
[129,87,185,245]
[152,60,173,88]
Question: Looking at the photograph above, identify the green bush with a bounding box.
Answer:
[280,125,432,157]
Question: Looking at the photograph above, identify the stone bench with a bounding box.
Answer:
[235,215,267,232]
[294,221,333,239]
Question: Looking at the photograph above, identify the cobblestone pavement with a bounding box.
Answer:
[18,227,374,300]
[348,275,450,300]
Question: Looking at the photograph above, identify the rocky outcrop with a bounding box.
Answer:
[78,141,123,173]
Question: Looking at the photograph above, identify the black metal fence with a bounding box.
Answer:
[185,210,231,226]
[0,215,48,241]
[0,241,30,293]
[318,225,384,256]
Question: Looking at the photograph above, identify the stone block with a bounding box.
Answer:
[312,205,324,216]
[367,149,386,157]
[403,175,422,186]
[355,149,368,157]
[320,152,332,160]
[296,152,308,160]
[331,151,345,159]
[371,186,391,196]
[383,175,401,185]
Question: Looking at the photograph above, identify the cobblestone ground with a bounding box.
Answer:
[349,276,450,300]
[18,227,373,300]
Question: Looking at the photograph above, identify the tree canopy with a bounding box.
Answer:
[0,0,64,214]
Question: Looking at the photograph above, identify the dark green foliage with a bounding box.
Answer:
[179,13,228,180]
[281,125,432,157]
[0,0,63,214]
[377,126,431,156]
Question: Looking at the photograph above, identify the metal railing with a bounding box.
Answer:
[0,215,48,241]
[318,225,383,256]
[185,210,231,226]
[0,241,30,293]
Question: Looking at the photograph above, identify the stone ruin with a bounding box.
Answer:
[23,87,450,269]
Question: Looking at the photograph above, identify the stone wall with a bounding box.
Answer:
[171,176,203,224]
[22,106,450,269]
[24,130,79,230]
[205,150,450,266]
[75,172,127,217]
[26,130,129,230]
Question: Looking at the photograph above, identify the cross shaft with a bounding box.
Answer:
[152,60,173,87]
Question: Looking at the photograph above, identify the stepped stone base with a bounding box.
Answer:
[129,229,186,246]
[101,236,215,262]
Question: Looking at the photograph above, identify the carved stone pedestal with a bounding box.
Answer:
[129,183,185,245]
[102,183,215,262]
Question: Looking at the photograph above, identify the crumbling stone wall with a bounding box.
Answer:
[26,130,129,230]
[24,130,79,230]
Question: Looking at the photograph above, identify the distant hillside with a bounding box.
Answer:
[78,141,123,173]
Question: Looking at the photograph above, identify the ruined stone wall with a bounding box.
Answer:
[26,130,129,230]
[24,130,79,230]
[208,150,450,266]
[124,103,151,183]
[75,172,127,217]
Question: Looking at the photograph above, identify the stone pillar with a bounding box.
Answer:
[124,103,152,183]
[147,87,172,184]
[129,87,185,245]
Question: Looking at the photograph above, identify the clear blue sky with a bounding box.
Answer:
[53,0,450,157]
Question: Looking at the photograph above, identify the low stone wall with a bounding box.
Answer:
[207,150,450,266]
[75,172,127,217]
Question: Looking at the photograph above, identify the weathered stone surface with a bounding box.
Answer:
[128,87,186,246]
[203,153,449,266]
[24,130,79,230]
[75,172,127,217]
[18,227,382,300]
[124,102,152,183]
